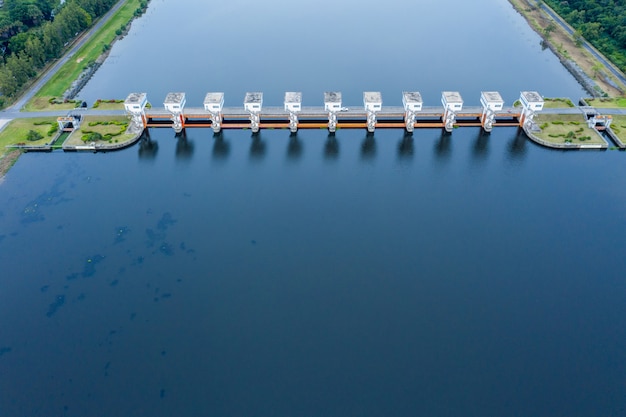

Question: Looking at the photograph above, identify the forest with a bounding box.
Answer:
[0,0,118,104]
[542,0,626,73]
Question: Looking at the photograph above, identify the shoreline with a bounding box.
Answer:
[507,0,626,97]
[0,150,23,180]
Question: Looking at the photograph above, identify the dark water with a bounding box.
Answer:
[2,1,626,416]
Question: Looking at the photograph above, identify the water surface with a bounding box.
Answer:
[1,1,625,416]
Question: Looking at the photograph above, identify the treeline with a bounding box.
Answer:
[0,0,121,103]
[542,0,626,73]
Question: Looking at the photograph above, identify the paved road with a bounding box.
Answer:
[533,0,626,86]
[2,0,126,115]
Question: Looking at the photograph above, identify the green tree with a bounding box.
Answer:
[41,21,62,59]
[5,53,34,87]
[25,35,46,68]
[0,66,19,97]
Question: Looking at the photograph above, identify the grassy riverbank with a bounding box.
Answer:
[533,113,606,146]
[508,0,626,97]
[607,115,626,145]
[26,0,143,111]
[0,118,58,148]
[0,117,57,179]
[63,116,134,147]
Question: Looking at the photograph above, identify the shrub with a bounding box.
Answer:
[82,132,103,142]
[47,124,59,136]
[26,130,44,142]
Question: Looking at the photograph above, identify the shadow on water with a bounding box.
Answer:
[212,132,230,160]
[434,130,452,160]
[249,132,266,160]
[287,132,303,161]
[175,130,194,160]
[472,129,490,162]
[360,132,376,161]
[324,133,339,161]
[508,128,527,160]
[397,132,414,160]
[138,130,158,160]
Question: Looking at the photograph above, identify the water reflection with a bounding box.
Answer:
[287,133,303,161]
[138,130,158,160]
[397,132,414,160]
[212,133,230,160]
[249,133,267,160]
[472,130,490,161]
[175,131,194,160]
[360,133,376,161]
[434,131,452,160]
[324,133,339,160]
[508,128,527,160]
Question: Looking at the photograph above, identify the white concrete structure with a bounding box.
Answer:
[204,92,225,133]
[164,92,186,133]
[324,92,342,133]
[441,91,463,133]
[519,91,544,128]
[57,115,81,132]
[244,92,263,133]
[402,91,423,133]
[284,92,302,133]
[363,92,382,133]
[480,91,504,132]
[124,92,148,127]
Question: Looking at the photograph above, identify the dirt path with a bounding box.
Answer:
[508,0,625,97]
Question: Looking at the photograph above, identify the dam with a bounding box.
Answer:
[124,91,547,135]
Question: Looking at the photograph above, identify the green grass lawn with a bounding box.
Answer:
[534,113,606,146]
[64,116,134,147]
[0,118,59,148]
[542,97,575,108]
[606,115,626,144]
[26,0,142,111]
[585,97,626,108]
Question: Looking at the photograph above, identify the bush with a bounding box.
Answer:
[47,124,59,136]
[82,132,103,142]
[26,130,44,142]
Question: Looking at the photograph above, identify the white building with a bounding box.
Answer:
[285,92,302,133]
[244,92,263,113]
[164,92,186,113]
[324,91,342,112]
[442,91,463,133]
[363,92,382,112]
[480,91,504,111]
[244,92,263,133]
[480,91,504,132]
[124,92,148,113]
[519,91,544,129]
[402,91,423,112]
[204,92,225,133]
[402,92,423,133]
[203,92,224,113]
[520,91,544,112]
[441,91,463,111]
[284,92,302,113]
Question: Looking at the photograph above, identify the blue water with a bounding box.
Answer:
[1,1,626,416]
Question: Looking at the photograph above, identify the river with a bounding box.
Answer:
[1,1,625,416]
